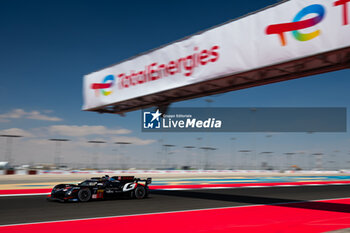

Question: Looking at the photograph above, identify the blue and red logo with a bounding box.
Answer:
[266,4,326,46]
[91,75,115,96]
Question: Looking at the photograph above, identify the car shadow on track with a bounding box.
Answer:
[152,190,350,214]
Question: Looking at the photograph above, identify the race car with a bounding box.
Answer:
[48,175,152,202]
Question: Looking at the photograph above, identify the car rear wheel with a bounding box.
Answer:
[134,186,146,199]
[78,189,91,202]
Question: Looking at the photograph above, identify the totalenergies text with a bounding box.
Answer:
[118,45,220,89]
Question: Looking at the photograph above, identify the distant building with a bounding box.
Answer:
[0,162,9,170]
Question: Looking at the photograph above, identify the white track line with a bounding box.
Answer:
[275,185,297,187]
[0,193,50,197]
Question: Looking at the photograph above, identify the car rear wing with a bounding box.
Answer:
[135,178,152,185]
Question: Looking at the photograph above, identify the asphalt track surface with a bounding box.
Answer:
[1,184,350,226]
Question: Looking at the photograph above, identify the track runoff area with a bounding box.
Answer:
[1,174,350,232]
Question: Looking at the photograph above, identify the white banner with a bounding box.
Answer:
[83,0,350,110]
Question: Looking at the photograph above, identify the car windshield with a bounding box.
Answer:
[79,180,98,186]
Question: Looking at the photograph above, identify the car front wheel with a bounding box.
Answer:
[77,189,91,202]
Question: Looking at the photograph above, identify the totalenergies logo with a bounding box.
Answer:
[266,4,325,46]
[91,75,115,96]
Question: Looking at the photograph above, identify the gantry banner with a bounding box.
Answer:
[83,0,350,111]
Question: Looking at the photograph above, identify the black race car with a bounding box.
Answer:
[48,175,152,202]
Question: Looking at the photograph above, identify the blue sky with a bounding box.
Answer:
[0,0,349,169]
